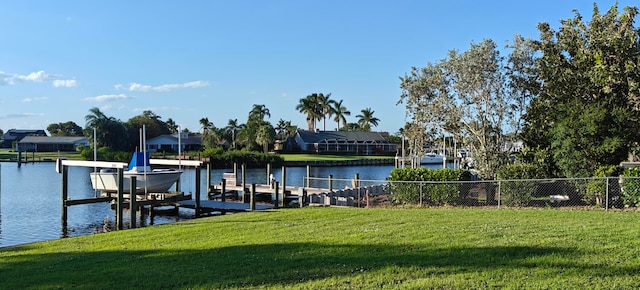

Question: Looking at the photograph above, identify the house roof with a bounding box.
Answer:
[147,133,202,145]
[19,136,88,144]
[6,129,46,135]
[296,130,392,144]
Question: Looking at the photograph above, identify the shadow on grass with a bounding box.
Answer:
[0,243,634,289]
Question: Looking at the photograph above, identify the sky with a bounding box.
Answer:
[1,0,637,135]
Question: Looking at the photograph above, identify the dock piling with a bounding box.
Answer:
[250,184,256,211]
[274,181,279,208]
[241,164,246,203]
[130,177,137,229]
[61,164,68,235]
[116,168,124,230]
[195,166,201,217]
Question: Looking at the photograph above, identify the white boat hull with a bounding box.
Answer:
[89,170,182,193]
[420,154,445,164]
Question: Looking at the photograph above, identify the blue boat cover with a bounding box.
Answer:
[128,152,150,171]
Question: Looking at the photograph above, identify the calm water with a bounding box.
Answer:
[0,162,405,248]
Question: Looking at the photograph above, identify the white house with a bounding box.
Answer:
[146,133,202,153]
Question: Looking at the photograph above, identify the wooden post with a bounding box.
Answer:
[250,184,256,211]
[195,166,201,217]
[175,176,181,193]
[281,166,287,198]
[130,177,137,229]
[17,151,22,167]
[221,179,226,202]
[206,163,211,195]
[354,173,360,188]
[266,163,271,185]
[241,163,247,203]
[61,164,68,235]
[306,165,310,188]
[328,175,333,192]
[116,168,124,230]
[274,181,279,208]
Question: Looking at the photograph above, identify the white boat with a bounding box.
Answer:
[89,152,182,193]
[420,152,446,164]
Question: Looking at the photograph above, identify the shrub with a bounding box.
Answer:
[621,167,640,208]
[388,168,471,205]
[496,163,544,207]
[585,165,621,206]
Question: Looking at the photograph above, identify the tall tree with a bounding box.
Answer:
[332,99,351,131]
[47,121,83,136]
[225,119,245,149]
[523,3,640,177]
[356,108,380,132]
[84,107,128,150]
[399,38,532,179]
[166,118,178,133]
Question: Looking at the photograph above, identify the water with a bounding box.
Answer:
[0,162,406,248]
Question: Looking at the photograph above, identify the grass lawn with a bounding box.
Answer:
[0,149,83,161]
[1,207,639,289]
[280,153,392,161]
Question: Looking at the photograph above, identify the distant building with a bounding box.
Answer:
[1,129,47,148]
[293,130,397,155]
[18,136,89,152]
[146,133,203,153]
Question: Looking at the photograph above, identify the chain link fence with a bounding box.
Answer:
[304,176,640,209]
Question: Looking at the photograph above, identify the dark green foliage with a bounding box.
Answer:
[585,165,621,206]
[621,167,640,208]
[388,167,471,205]
[206,150,284,169]
[80,147,131,162]
[496,163,545,207]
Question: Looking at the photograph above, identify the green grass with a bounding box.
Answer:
[280,153,392,161]
[0,149,83,161]
[1,207,640,289]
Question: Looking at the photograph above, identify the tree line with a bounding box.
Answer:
[399,3,640,179]
[41,93,383,154]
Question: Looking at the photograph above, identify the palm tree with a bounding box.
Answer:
[296,96,319,131]
[225,119,244,149]
[356,108,380,132]
[166,118,178,133]
[316,93,335,131]
[249,104,271,123]
[199,117,213,135]
[332,99,350,131]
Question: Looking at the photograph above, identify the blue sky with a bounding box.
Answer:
[1,0,636,135]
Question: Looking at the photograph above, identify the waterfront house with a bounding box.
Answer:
[1,129,47,148]
[146,132,203,153]
[293,130,397,155]
[18,136,89,152]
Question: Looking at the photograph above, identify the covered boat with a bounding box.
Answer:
[89,152,182,193]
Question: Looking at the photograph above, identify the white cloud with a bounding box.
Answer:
[116,80,209,92]
[53,79,78,87]
[0,113,45,119]
[0,70,77,88]
[22,97,48,103]
[83,94,132,102]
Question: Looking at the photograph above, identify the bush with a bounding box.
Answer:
[387,168,471,205]
[496,163,544,207]
[621,167,640,208]
[585,165,621,206]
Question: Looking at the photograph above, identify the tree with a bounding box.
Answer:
[199,117,213,136]
[85,107,129,150]
[225,119,245,149]
[255,124,276,153]
[166,118,178,133]
[241,104,274,151]
[399,38,533,179]
[275,119,297,140]
[523,3,640,177]
[332,99,350,131]
[356,108,380,132]
[47,121,83,136]
[296,93,333,131]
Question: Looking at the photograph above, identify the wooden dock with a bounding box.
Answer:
[177,200,273,214]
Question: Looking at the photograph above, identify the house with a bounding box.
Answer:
[1,129,47,148]
[293,130,397,155]
[146,132,202,153]
[18,136,89,152]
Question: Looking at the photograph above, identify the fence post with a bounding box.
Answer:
[419,182,423,207]
[497,180,501,208]
[328,175,333,192]
[306,165,310,188]
[606,177,610,211]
